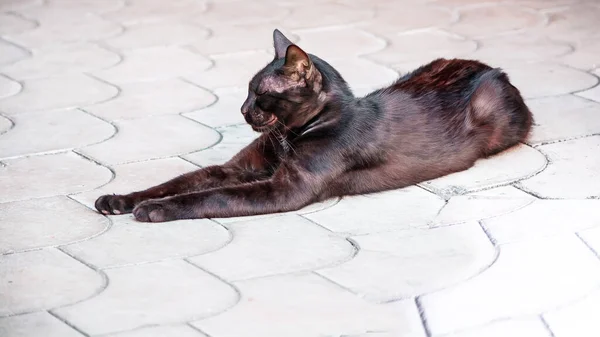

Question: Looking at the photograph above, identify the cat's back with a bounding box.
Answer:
[391,58,493,96]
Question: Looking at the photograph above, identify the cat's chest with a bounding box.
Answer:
[275,135,294,160]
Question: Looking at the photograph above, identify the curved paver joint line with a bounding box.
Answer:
[1,0,600,336]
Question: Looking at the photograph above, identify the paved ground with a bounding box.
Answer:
[1,0,600,336]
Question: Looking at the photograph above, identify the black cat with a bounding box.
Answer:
[95,29,533,222]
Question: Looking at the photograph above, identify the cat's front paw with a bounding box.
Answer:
[95,194,135,215]
[133,200,178,223]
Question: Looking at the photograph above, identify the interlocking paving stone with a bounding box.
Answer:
[291,27,385,60]
[0,115,12,134]
[0,311,83,337]
[190,25,297,55]
[526,95,600,145]
[0,196,109,254]
[544,288,600,337]
[0,0,42,11]
[579,226,600,256]
[0,152,112,203]
[500,62,598,98]
[92,46,212,83]
[576,84,600,103]
[182,124,259,167]
[437,318,551,337]
[85,78,216,120]
[559,38,600,71]
[78,115,221,165]
[1,1,600,336]
[62,216,229,269]
[366,29,476,66]
[71,157,198,208]
[448,4,544,38]
[360,4,454,34]
[0,40,29,66]
[318,222,495,302]
[102,0,207,25]
[192,273,426,337]
[53,260,238,335]
[466,34,572,65]
[24,0,124,16]
[432,192,534,227]
[506,0,578,10]
[103,325,206,337]
[0,248,104,316]
[420,144,547,199]
[183,87,247,128]
[6,12,122,49]
[2,42,120,80]
[0,13,37,35]
[324,58,398,96]
[0,75,21,100]
[0,108,115,158]
[0,74,118,115]
[184,51,273,90]
[190,215,354,280]
[188,1,289,27]
[538,3,600,41]
[280,3,374,30]
[104,23,210,50]
[483,200,600,243]
[304,187,445,235]
[517,136,600,198]
[419,236,600,335]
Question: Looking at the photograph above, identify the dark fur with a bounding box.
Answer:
[95,29,532,222]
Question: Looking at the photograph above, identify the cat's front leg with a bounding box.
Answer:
[94,166,270,215]
[132,182,307,222]
[95,134,279,215]
[132,162,338,222]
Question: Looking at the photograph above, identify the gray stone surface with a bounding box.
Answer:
[437,319,551,337]
[63,217,230,269]
[0,152,112,203]
[0,108,115,158]
[0,196,109,254]
[420,144,547,198]
[517,136,600,198]
[53,260,238,335]
[78,114,220,164]
[544,288,600,337]
[190,215,354,280]
[0,75,118,115]
[419,236,600,335]
[318,222,495,301]
[0,312,83,337]
[1,0,600,336]
[193,274,426,337]
[84,78,217,120]
[0,249,104,316]
[104,325,207,337]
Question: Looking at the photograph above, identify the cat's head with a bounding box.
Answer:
[241,29,328,132]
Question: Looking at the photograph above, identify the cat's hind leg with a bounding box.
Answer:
[467,69,533,157]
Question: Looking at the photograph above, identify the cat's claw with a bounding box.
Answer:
[133,200,176,223]
[95,194,134,215]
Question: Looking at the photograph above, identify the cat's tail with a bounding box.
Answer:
[467,68,533,156]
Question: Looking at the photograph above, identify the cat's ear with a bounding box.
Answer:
[284,45,314,78]
[273,29,293,59]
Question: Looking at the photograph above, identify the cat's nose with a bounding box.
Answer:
[240,100,250,116]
